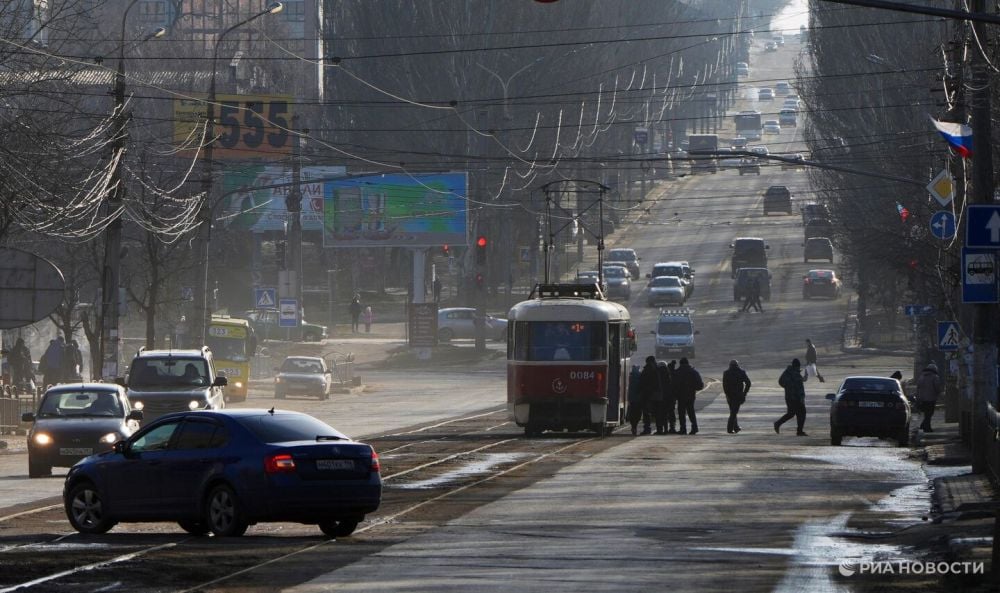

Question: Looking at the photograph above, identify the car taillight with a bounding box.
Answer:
[264,453,296,474]
[370,448,381,473]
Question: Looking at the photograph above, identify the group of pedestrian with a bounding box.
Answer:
[36,335,83,387]
[740,278,764,313]
[5,338,35,393]
[628,356,705,435]
[348,295,375,334]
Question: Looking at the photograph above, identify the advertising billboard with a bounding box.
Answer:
[322,173,468,248]
[173,94,293,159]
[221,165,347,233]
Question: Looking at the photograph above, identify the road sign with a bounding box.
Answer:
[254,287,277,309]
[938,321,961,351]
[181,286,194,302]
[278,298,298,327]
[962,248,998,303]
[904,304,935,316]
[966,205,1000,248]
[929,211,956,240]
[927,169,954,207]
[408,302,439,348]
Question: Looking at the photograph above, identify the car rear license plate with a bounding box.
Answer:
[858,401,884,408]
[316,459,354,471]
[60,447,93,456]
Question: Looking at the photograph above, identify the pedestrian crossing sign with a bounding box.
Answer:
[254,287,277,309]
[938,321,961,351]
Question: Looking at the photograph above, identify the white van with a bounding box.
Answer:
[651,308,697,359]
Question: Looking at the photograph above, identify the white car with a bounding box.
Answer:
[437,307,507,341]
[758,88,774,101]
[749,145,769,156]
[763,120,781,134]
[646,276,686,307]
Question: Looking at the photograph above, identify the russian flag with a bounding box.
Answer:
[930,117,973,158]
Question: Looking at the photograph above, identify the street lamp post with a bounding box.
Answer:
[192,2,283,348]
[99,3,164,379]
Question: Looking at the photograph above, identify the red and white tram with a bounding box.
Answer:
[506,283,636,436]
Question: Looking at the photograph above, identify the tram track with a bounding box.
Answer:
[0,408,627,592]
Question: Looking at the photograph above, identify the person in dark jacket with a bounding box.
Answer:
[656,360,674,434]
[636,356,661,435]
[39,337,65,387]
[664,360,679,433]
[349,295,363,333]
[673,357,704,434]
[916,363,943,432]
[64,339,83,382]
[775,358,808,436]
[626,364,643,435]
[9,338,33,390]
[723,359,752,433]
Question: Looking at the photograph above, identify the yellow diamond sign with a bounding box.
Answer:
[927,169,954,207]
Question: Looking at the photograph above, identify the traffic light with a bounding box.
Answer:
[475,272,485,291]
[475,235,487,266]
[442,244,450,257]
[275,241,286,269]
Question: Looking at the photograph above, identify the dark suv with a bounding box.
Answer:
[730,237,769,278]
[733,267,772,301]
[606,248,641,279]
[763,186,793,215]
[804,218,834,241]
[803,237,834,262]
[125,348,227,424]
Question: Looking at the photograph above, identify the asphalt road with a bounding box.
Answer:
[0,9,942,593]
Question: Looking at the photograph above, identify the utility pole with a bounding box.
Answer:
[969,0,996,474]
[288,115,303,322]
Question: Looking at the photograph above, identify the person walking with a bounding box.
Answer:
[362,306,374,333]
[804,338,824,382]
[626,364,643,435]
[750,278,763,313]
[39,337,65,387]
[655,360,673,434]
[673,357,704,434]
[433,277,443,303]
[740,281,754,313]
[916,362,943,432]
[723,359,752,434]
[661,359,679,433]
[637,356,661,435]
[64,339,83,382]
[9,338,34,393]
[775,358,808,436]
[349,295,362,334]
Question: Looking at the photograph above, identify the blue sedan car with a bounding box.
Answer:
[63,409,381,538]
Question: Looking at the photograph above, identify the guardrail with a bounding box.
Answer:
[0,385,41,435]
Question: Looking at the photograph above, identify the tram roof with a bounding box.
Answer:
[508,295,630,322]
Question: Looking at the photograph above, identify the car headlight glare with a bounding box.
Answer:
[188,400,202,410]
[133,401,144,410]
[275,377,282,384]
[33,433,53,446]
[234,381,244,389]
[100,433,119,444]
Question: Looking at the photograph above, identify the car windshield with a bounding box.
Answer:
[657,320,692,335]
[129,357,209,388]
[650,276,682,288]
[607,250,636,262]
[37,390,123,417]
[205,335,247,361]
[603,267,627,278]
[512,321,607,362]
[577,271,599,280]
[280,358,324,373]
[237,414,348,443]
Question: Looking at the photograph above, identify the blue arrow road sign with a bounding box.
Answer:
[904,304,935,316]
[938,321,961,351]
[929,211,956,240]
[966,205,1000,247]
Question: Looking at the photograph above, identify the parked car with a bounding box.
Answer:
[606,248,641,279]
[827,376,910,446]
[437,307,507,341]
[22,384,142,478]
[763,120,781,134]
[804,237,835,263]
[601,265,632,300]
[733,267,772,302]
[274,356,333,400]
[62,409,382,537]
[240,309,327,343]
[802,269,842,299]
[646,276,686,307]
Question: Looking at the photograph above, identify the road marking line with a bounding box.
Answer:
[0,542,178,592]
[0,504,60,524]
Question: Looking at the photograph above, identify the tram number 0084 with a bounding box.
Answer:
[569,371,596,380]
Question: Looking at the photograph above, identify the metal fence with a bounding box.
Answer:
[0,386,40,435]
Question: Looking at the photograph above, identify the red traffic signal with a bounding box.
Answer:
[475,236,487,265]
[442,244,450,256]
[476,236,487,248]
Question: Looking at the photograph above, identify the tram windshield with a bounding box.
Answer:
[512,321,607,362]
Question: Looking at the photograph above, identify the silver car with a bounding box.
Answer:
[647,276,686,307]
[437,307,508,342]
[601,265,632,300]
[274,356,333,400]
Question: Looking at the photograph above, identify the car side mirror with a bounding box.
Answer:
[213,376,228,387]
[825,393,836,400]
[21,412,35,423]
[128,409,144,421]
[113,441,128,454]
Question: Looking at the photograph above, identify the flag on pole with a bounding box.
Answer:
[930,117,973,158]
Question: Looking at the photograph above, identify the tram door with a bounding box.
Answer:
[606,322,623,422]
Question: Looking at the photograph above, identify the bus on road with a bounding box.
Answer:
[207,315,256,402]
